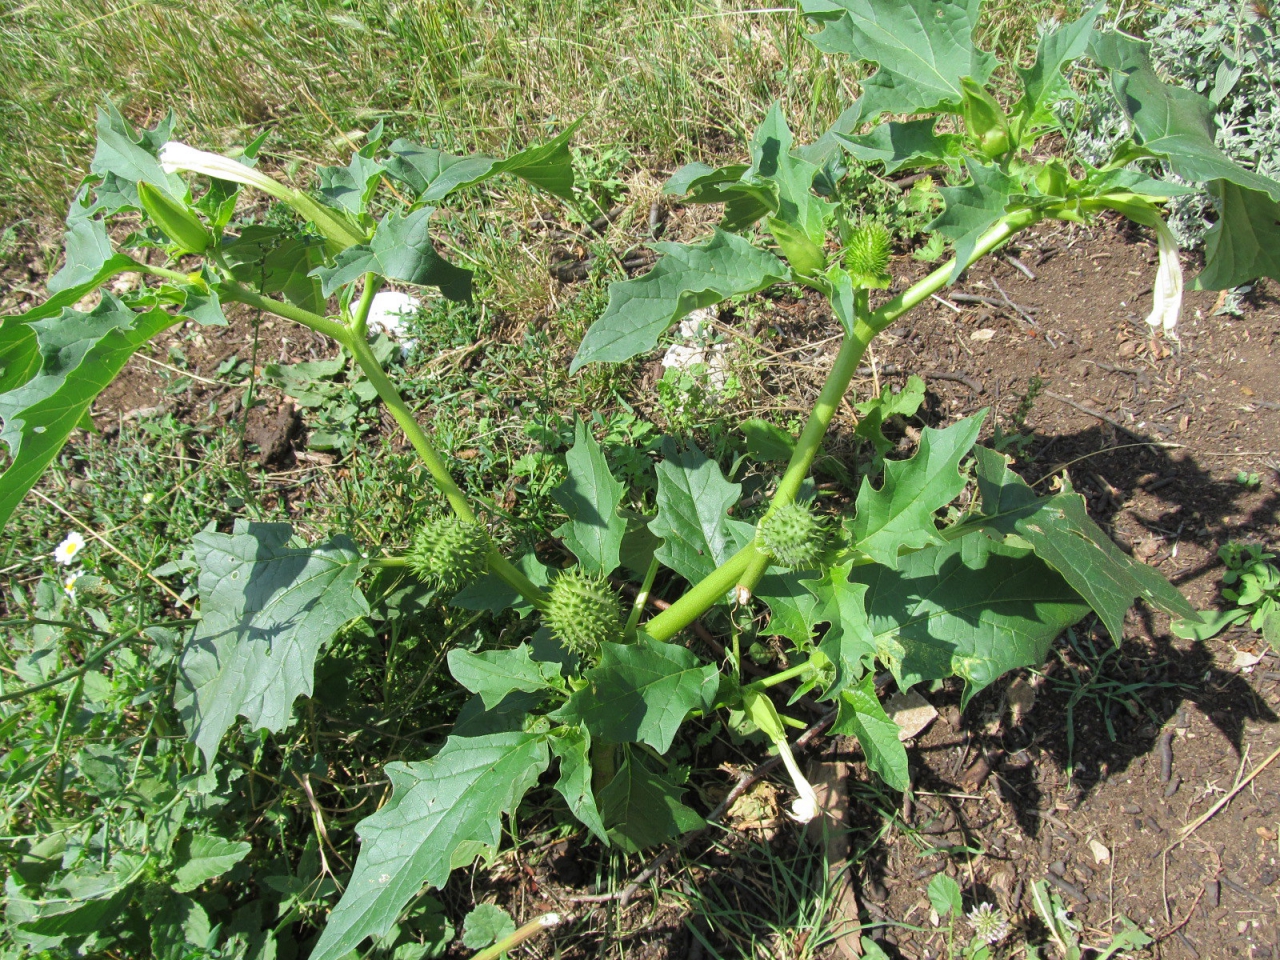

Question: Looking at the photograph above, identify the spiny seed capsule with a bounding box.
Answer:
[758,501,828,570]
[544,567,621,659]
[407,517,490,592]
[844,221,892,288]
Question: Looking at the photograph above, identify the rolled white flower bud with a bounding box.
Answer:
[777,736,820,824]
[1145,215,1183,333]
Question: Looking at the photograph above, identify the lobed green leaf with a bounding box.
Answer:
[174,521,369,764]
[553,418,628,576]
[649,445,754,585]
[310,732,550,960]
[571,230,787,371]
[0,296,177,532]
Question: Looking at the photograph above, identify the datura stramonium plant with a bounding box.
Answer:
[2,3,1278,957]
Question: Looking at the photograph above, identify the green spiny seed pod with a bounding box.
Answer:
[843,220,892,289]
[137,180,212,254]
[407,517,490,592]
[758,501,828,570]
[544,567,621,659]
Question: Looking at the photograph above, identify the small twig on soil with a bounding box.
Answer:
[1171,741,1280,844]
[567,707,839,908]
[988,277,1040,327]
[1154,886,1205,944]
[1004,254,1037,280]
[928,370,985,394]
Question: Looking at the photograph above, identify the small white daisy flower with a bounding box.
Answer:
[142,492,155,505]
[63,574,79,597]
[54,532,86,566]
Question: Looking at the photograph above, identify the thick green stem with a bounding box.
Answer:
[644,544,757,641]
[219,280,352,344]
[746,661,811,692]
[469,914,562,960]
[350,272,381,341]
[346,335,548,609]
[141,263,194,286]
[221,276,547,610]
[643,211,1043,637]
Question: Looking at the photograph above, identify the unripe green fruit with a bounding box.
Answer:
[844,221,892,289]
[758,501,828,570]
[544,568,621,658]
[407,517,490,592]
[138,180,212,254]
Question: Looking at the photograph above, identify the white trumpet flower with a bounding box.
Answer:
[158,142,364,249]
[777,737,820,823]
[1144,215,1183,334]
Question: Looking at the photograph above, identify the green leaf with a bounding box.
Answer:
[930,162,1017,282]
[553,636,719,752]
[312,206,472,301]
[650,445,754,584]
[0,295,176,532]
[172,834,252,893]
[972,446,1197,640]
[1194,181,1280,289]
[461,904,515,950]
[46,215,140,298]
[571,229,787,371]
[553,418,627,576]
[89,102,184,208]
[927,873,963,918]
[310,732,550,960]
[9,859,137,941]
[447,643,554,711]
[318,140,385,215]
[178,282,229,327]
[854,374,927,456]
[751,104,834,244]
[1015,4,1104,131]
[385,121,580,202]
[798,0,996,118]
[175,521,369,764]
[151,892,212,960]
[837,119,961,174]
[850,535,1089,704]
[757,571,822,645]
[1170,607,1247,642]
[803,561,876,696]
[223,227,327,314]
[742,418,796,462]
[1088,31,1280,202]
[599,746,704,853]
[850,413,984,567]
[549,725,609,843]
[833,673,909,790]
[451,552,550,616]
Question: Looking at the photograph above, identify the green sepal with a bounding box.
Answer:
[960,78,1012,158]
[137,180,212,254]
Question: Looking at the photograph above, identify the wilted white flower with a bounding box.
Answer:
[967,902,1010,945]
[777,737,820,824]
[1145,216,1183,333]
[54,531,86,566]
[142,492,155,505]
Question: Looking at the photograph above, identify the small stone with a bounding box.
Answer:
[1049,860,1066,877]
[1121,802,1142,815]
[1089,839,1111,864]
[865,880,889,902]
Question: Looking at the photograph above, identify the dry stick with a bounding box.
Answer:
[568,707,839,908]
[1158,741,1280,922]
[32,489,192,610]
